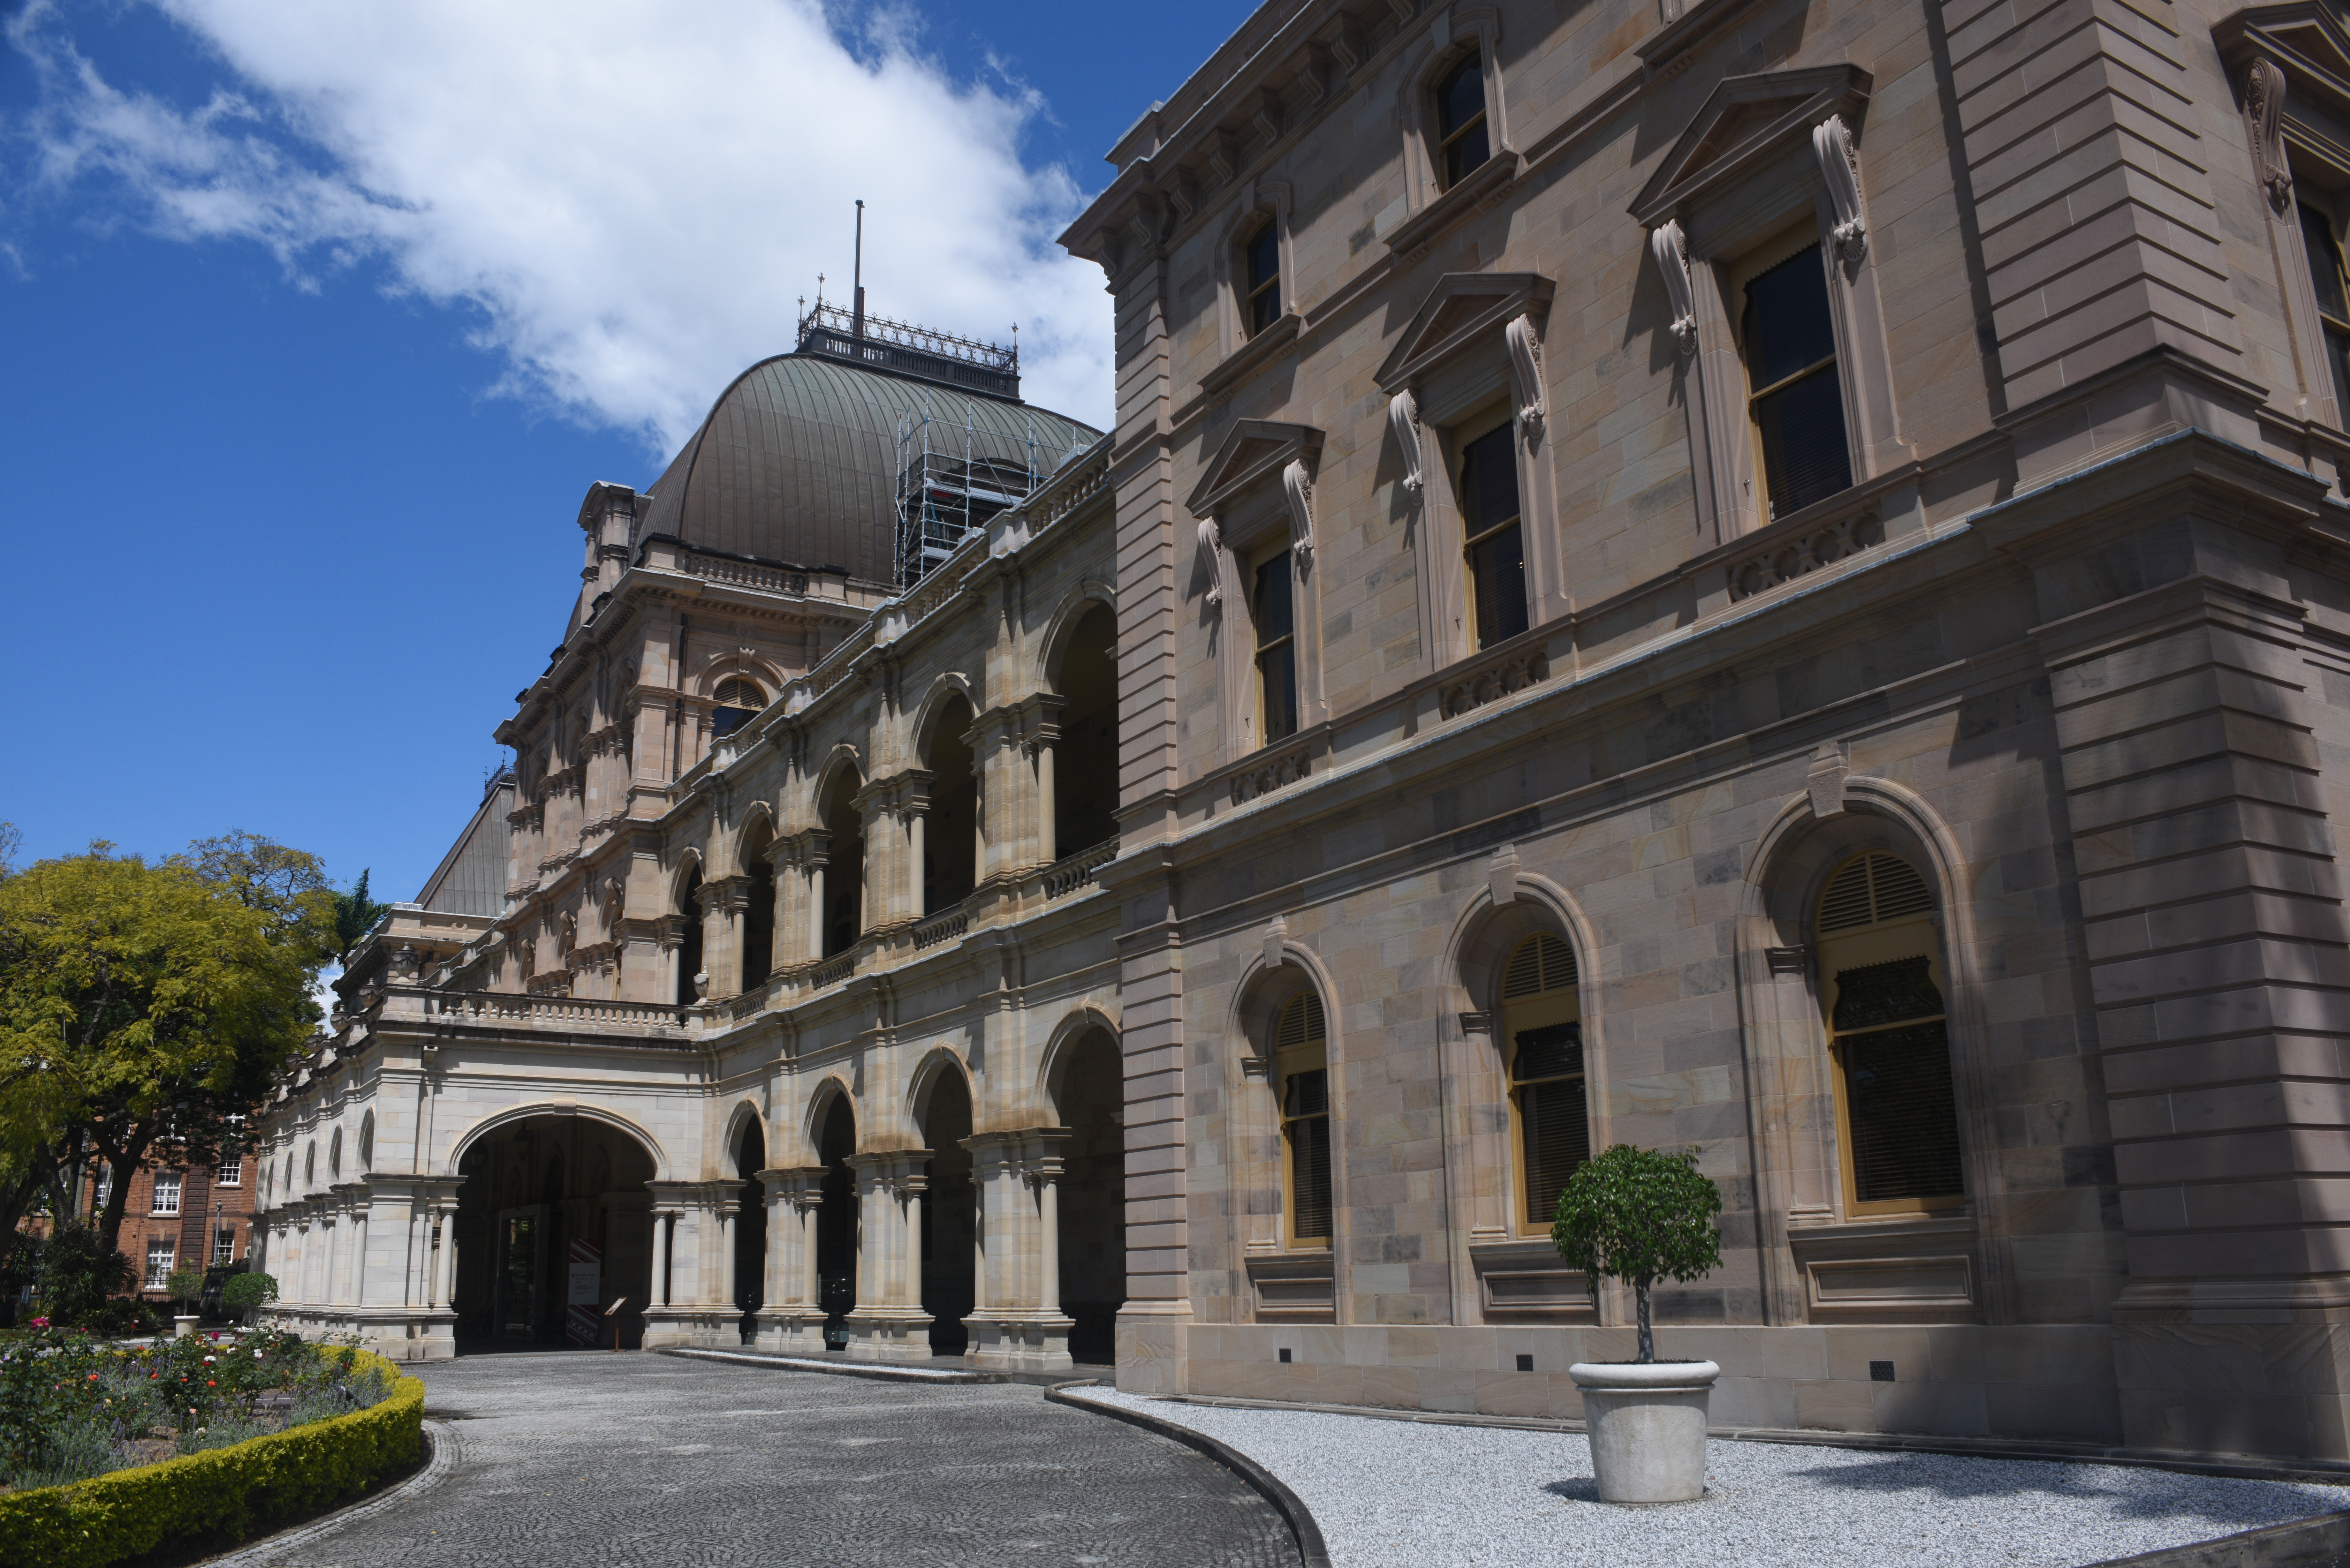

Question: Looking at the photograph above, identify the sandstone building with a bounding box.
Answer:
[253,0,2350,1462]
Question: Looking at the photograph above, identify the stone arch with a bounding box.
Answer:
[357,1111,375,1172]
[329,1127,344,1180]
[1043,597,1119,859]
[446,1101,673,1182]
[906,1045,973,1130]
[733,801,777,870]
[694,650,784,701]
[720,1097,765,1174]
[812,749,868,958]
[1039,1004,1122,1117]
[1039,583,1118,694]
[1737,776,2010,1326]
[908,673,979,761]
[808,743,865,813]
[1226,929,1346,1266]
[304,1141,316,1187]
[1441,868,1607,1248]
[799,1074,859,1164]
[667,848,704,916]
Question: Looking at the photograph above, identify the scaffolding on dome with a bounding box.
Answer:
[892,397,1047,589]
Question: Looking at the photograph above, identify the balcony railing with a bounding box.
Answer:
[1043,837,1119,900]
[912,908,969,950]
[420,991,687,1032]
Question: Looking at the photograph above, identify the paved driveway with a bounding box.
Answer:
[269,1352,1295,1568]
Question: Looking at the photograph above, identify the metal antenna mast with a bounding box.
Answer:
[852,199,867,341]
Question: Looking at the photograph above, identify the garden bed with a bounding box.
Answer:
[0,1323,423,1568]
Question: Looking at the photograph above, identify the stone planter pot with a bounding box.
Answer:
[172,1315,201,1340]
[1569,1359,1719,1504]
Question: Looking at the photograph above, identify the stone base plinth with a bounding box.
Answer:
[967,1312,1074,1372]
[752,1307,831,1356]
[841,1308,934,1361]
[641,1307,739,1348]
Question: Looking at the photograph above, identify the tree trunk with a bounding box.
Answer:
[92,1145,146,1265]
[1635,1279,1655,1363]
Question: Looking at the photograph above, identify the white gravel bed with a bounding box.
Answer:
[1069,1388,2350,1568]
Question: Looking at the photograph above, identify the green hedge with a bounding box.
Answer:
[0,1350,424,1568]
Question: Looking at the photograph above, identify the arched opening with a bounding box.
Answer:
[819,768,866,958]
[1498,931,1588,1235]
[1273,992,1332,1249]
[710,676,766,739]
[675,869,703,1004]
[918,1067,975,1357]
[1054,1028,1125,1364]
[741,822,776,990]
[451,1112,656,1351]
[922,697,979,914]
[1052,603,1118,859]
[815,1096,857,1349]
[733,1116,767,1343]
[1816,851,1964,1214]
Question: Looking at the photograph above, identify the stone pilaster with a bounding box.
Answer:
[752,1165,830,1353]
[841,1151,932,1360]
[964,1129,1076,1371]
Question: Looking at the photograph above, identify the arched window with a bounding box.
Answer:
[1243,218,1281,338]
[711,677,766,739]
[1501,931,1588,1233]
[1274,992,1331,1247]
[1434,53,1490,188]
[1817,851,1963,1213]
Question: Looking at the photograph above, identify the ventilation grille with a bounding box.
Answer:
[1818,852,1933,934]
[1276,992,1327,1050]
[1501,931,1579,1000]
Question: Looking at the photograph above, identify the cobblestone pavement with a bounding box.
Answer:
[268,1352,1296,1568]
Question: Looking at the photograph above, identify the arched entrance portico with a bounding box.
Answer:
[919,1067,976,1356]
[816,1096,857,1349]
[733,1118,767,1344]
[451,1111,657,1350]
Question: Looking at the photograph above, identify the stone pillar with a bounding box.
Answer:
[718,1197,739,1315]
[842,1152,931,1360]
[962,1129,1074,1372]
[651,1210,672,1307]
[2035,562,2350,1459]
[702,876,751,1000]
[804,831,832,963]
[748,1166,828,1353]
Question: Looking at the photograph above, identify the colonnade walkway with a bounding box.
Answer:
[281,1352,1295,1567]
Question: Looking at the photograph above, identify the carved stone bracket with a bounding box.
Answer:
[1229,744,1312,805]
[2248,58,2293,214]
[1728,510,1883,601]
[1813,114,1868,264]
[1650,220,1698,357]
[1438,648,1551,720]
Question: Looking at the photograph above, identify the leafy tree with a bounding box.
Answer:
[222,1269,278,1324]
[164,1264,207,1317]
[0,843,321,1265]
[330,867,392,970]
[1551,1144,1724,1363]
[33,1218,135,1325]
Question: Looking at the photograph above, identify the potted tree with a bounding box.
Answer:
[1552,1144,1724,1504]
[164,1263,208,1338]
[222,1270,279,1328]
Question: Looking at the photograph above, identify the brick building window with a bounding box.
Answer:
[1734,224,1853,520]
[92,1168,112,1212]
[1275,992,1332,1247]
[1818,851,1964,1213]
[217,1157,242,1186]
[1501,931,1588,1233]
[152,1171,181,1215]
[145,1237,175,1290]
[1434,53,1490,189]
[214,1228,237,1265]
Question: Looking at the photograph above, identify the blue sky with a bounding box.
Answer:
[1,0,1248,900]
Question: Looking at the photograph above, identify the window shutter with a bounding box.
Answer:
[1288,1113,1333,1240]
[1819,852,1932,932]
[1501,931,1577,1000]
[1277,992,1326,1048]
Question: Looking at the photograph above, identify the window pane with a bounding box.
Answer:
[1832,955,1943,1031]
[1520,1077,1592,1227]
[214,1229,235,1264]
[1288,1113,1333,1240]
[1248,223,1280,295]
[1754,364,1853,516]
[1513,1021,1582,1082]
[1459,424,1520,534]
[146,1239,174,1290]
[1843,1020,1966,1203]
[2328,326,2350,422]
[1470,522,1529,648]
[1437,56,1483,140]
[1283,1066,1329,1119]
[2303,204,2350,321]
[1250,286,1281,336]
[1258,642,1299,743]
[1253,552,1294,643]
[1445,124,1491,188]
[1742,244,1838,387]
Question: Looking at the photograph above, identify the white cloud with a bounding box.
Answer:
[5,0,1114,449]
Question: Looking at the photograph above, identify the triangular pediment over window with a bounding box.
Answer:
[1374,272,1554,393]
[2215,4,2350,118]
[1186,419,1324,519]
[1630,64,1872,228]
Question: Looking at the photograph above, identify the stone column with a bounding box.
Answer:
[651,1210,672,1308]
[718,1197,740,1315]
[702,876,751,1000]
[842,1152,931,1360]
[961,1130,1074,1372]
[804,831,831,963]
